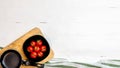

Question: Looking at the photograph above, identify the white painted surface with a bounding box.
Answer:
[0,0,120,63]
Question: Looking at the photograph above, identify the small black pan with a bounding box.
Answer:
[0,50,22,68]
[0,50,45,68]
[23,35,50,62]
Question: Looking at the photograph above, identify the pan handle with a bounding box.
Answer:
[22,60,44,68]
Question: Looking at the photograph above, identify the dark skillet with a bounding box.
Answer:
[0,50,22,68]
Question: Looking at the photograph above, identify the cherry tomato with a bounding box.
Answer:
[36,40,42,46]
[34,46,40,52]
[38,51,43,57]
[30,41,36,47]
[27,46,33,52]
[41,45,47,52]
[30,52,37,59]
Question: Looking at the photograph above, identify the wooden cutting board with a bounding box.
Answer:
[0,27,54,68]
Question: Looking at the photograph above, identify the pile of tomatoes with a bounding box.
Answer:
[27,40,47,59]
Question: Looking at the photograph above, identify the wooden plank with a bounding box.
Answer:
[0,27,54,68]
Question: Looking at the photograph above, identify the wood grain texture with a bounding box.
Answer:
[0,27,54,68]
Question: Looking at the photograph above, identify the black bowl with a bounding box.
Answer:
[23,35,50,62]
[0,50,22,68]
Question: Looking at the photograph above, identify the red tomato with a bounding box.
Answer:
[30,41,36,47]
[41,45,47,52]
[27,46,33,52]
[30,52,37,59]
[34,46,40,52]
[36,40,42,46]
[38,51,43,57]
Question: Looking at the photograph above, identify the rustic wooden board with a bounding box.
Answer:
[0,27,54,68]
